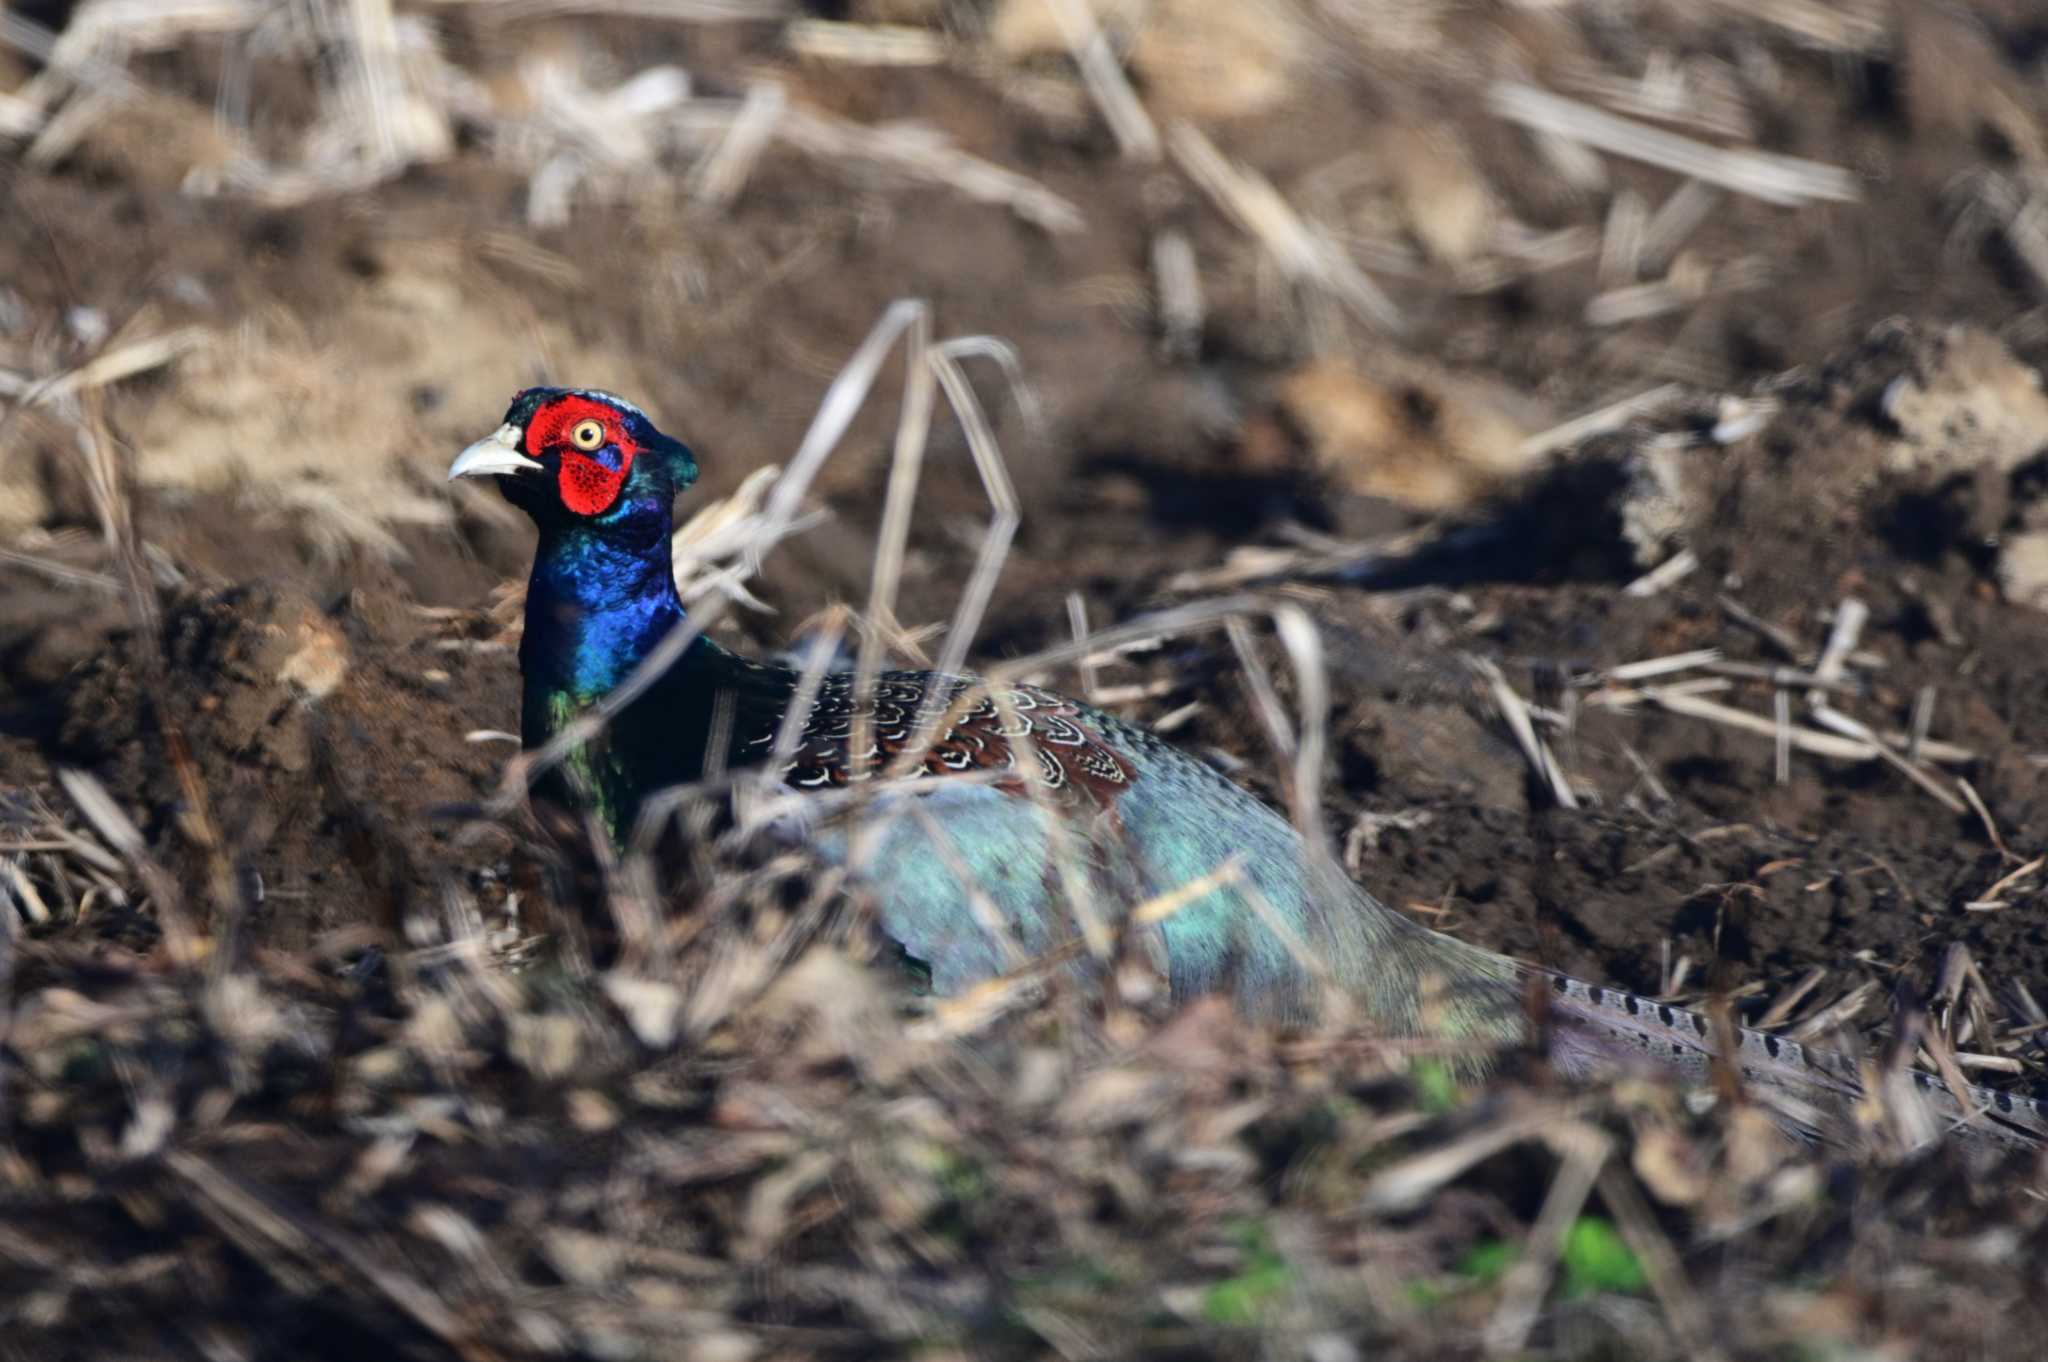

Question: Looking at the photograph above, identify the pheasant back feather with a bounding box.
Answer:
[739,672,1137,801]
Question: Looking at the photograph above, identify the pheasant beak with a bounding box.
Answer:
[448,423,544,481]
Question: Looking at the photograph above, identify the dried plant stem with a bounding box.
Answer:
[1043,0,1160,161]
[1170,122,1403,333]
[1488,82,1858,207]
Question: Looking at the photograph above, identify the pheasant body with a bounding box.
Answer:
[456,387,2048,1150]
[534,603,1514,1031]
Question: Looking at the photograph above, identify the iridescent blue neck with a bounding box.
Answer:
[521,515,685,708]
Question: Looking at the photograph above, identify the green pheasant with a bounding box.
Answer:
[452,386,2048,1150]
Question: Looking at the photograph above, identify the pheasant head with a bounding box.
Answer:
[448,387,698,541]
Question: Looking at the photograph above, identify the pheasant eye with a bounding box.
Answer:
[570,419,606,451]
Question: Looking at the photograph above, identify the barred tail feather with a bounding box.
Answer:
[1539,971,2048,1151]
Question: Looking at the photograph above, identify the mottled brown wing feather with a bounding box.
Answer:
[738,672,1137,805]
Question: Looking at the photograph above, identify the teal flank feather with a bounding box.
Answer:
[453,388,2048,1150]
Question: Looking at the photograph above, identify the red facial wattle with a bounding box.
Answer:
[558,450,627,515]
[523,394,641,515]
